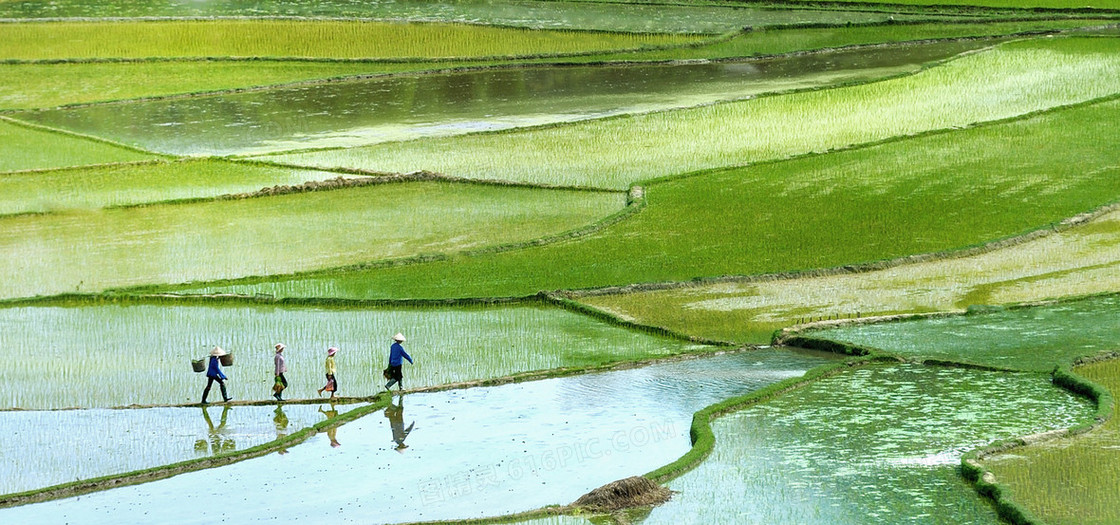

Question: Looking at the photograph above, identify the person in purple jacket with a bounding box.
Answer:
[201,346,232,404]
[384,333,413,391]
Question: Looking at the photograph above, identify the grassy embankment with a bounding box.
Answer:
[981,357,1120,525]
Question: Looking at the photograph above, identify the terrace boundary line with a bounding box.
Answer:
[770,299,1120,525]
[960,357,1116,525]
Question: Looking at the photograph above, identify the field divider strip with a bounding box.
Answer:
[960,353,1117,525]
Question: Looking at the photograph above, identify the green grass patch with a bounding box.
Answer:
[0,158,346,215]
[0,117,156,172]
[645,363,1093,524]
[581,206,1120,345]
[0,61,429,111]
[187,94,1120,301]
[592,18,1118,62]
[0,181,623,299]
[0,20,704,61]
[0,299,705,409]
[981,357,1120,525]
[802,294,1120,372]
[260,37,1120,189]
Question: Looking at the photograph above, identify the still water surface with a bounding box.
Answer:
[20,41,988,156]
[0,349,837,523]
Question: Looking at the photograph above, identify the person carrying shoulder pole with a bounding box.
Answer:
[384,333,413,391]
[202,346,232,404]
[273,343,288,402]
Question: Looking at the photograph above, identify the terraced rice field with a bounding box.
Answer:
[982,358,1120,524]
[4,0,1120,523]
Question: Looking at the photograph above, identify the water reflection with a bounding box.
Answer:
[20,41,990,156]
[319,403,341,448]
[385,394,415,451]
[195,405,235,455]
[273,405,290,455]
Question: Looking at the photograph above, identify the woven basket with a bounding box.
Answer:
[219,353,233,366]
[190,359,205,373]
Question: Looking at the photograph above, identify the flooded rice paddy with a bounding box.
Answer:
[0,403,326,495]
[642,364,1093,525]
[0,349,838,523]
[807,295,1120,371]
[0,302,707,410]
[19,41,987,156]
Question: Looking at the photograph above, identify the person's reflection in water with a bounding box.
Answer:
[274,405,290,455]
[194,405,235,456]
[318,402,341,448]
[385,393,414,452]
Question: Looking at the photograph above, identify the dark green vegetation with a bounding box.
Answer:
[3,0,1120,522]
[185,93,1120,300]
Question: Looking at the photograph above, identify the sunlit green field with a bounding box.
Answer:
[0,181,623,298]
[982,358,1120,525]
[0,20,704,61]
[0,300,703,409]
[260,38,1120,188]
[0,117,156,172]
[0,159,343,215]
[3,1,1120,522]
[581,206,1120,344]
[188,93,1120,301]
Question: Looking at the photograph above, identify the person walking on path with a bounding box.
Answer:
[384,333,413,391]
[317,346,339,399]
[273,343,288,402]
[202,346,232,404]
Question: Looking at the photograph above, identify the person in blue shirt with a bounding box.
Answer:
[202,346,232,404]
[384,333,413,391]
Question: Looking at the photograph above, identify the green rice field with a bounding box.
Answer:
[259,38,1120,189]
[0,20,704,61]
[982,358,1120,524]
[0,117,156,172]
[0,159,342,216]
[581,206,1120,344]
[0,300,705,410]
[645,364,1093,524]
[3,1,1120,522]
[188,93,1120,301]
[799,294,1120,372]
[0,181,623,298]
